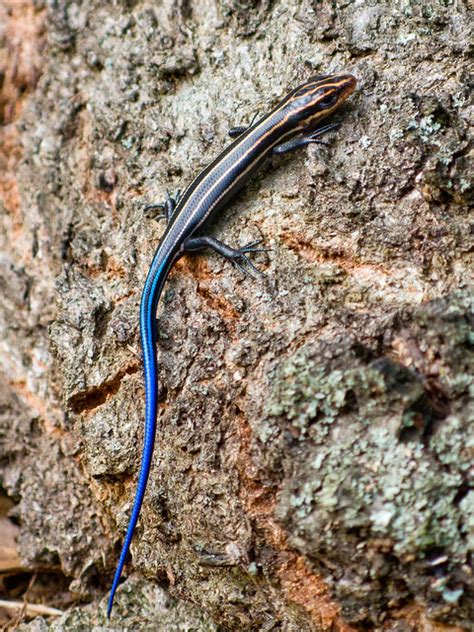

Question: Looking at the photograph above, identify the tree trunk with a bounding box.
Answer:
[0,1,472,630]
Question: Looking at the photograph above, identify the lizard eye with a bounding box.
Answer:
[319,92,337,108]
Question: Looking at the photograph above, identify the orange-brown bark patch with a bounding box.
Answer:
[174,256,241,327]
[0,1,45,215]
[235,411,355,630]
[282,231,390,276]
[8,378,62,439]
[279,555,356,632]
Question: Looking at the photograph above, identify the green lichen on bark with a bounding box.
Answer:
[263,290,473,626]
[16,576,220,632]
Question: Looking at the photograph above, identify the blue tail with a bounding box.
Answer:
[107,258,168,617]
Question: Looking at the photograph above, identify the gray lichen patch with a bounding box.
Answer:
[262,291,473,627]
[16,575,219,632]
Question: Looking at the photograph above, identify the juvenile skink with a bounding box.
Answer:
[107,72,357,616]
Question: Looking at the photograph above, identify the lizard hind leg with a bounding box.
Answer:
[183,235,270,277]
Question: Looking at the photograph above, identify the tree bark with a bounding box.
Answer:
[0,0,472,630]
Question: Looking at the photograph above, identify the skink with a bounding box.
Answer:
[107,72,357,616]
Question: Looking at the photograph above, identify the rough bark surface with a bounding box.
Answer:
[0,0,472,630]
